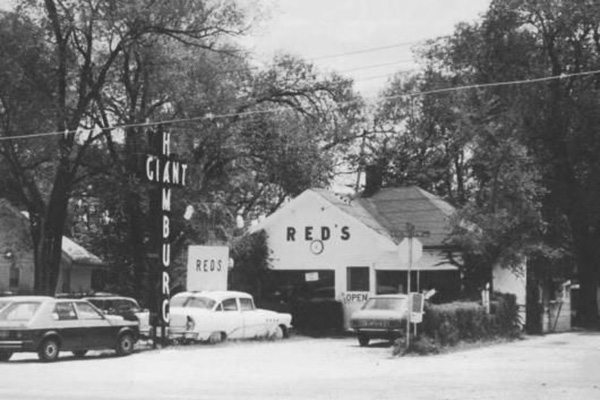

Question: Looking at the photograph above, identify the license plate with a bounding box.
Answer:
[365,320,388,328]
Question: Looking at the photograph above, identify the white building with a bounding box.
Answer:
[251,186,464,327]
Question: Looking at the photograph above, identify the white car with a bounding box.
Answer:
[168,291,292,344]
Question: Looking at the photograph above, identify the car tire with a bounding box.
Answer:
[271,325,285,340]
[0,351,12,362]
[358,335,370,347]
[72,350,87,358]
[116,333,134,356]
[38,338,60,362]
[208,332,224,345]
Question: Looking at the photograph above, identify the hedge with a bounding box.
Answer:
[407,292,521,352]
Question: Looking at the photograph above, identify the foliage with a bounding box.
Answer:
[421,301,490,346]
[490,292,522,338]
[229,230,270,299]
[0,1,365,299]
[393,335,439,356]
[419,294,520,349]
[371,0,600,325]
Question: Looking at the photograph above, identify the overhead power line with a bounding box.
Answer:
[2,68,599,142]
[309,40,424,61]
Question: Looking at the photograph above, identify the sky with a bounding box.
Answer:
[243,0,492,98]
[0,0,491,97]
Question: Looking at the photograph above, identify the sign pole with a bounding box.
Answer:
[406,224,413,349]
[394,222,429,351]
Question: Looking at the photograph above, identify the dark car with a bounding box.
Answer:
[83,295,143,321]
[83,295,152,338]
[0,296,139,362]
[349,294,408,346]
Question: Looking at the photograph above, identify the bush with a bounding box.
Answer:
[490,292,521,338]
[422,301,490,345]
[407,292,521,355]
[393,335,440,356]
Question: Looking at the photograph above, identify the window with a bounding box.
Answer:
[112,299,141,312]
[75,302,104,320]
[239,298,255,311]
[87,299,105,310]
[171,295,215,310]
[54,302,77,320]
[215,303,223,312]
[222,298,238,311]
[9,265,19,288]
[347,267,370,291]
[0,302,41,322]
[187,297,216,309]
[362,297,406,311]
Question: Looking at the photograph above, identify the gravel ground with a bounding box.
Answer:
[1,331,599,400]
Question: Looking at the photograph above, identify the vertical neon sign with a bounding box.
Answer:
[145,126,188,335]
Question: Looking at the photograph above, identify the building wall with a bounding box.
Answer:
[1,201,97,294]
[257,191,462,328]
[0,205,35,293]
[493,262,527,327]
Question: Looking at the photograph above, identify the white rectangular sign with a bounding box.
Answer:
[186,245,229,291]
[305,272,319,282]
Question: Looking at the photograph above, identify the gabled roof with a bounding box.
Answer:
[311,189,394,241]
[61,236,104,267]
[314,186,456,248]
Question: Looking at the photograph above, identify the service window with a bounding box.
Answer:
[239,298,255,311]
[54,302,78,320]
[222,298,238,311]
[347,267,370,291]
[75,302,104,320]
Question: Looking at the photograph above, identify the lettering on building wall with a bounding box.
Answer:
[286,225,350,242]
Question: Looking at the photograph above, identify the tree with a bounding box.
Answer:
[374,0,600,322]
[0,0,250,294]
[445,0,600,323]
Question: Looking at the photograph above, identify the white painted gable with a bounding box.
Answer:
[253,189,397,271]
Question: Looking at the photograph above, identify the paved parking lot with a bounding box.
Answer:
[1,332,599,400]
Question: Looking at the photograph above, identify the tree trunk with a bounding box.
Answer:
[35,164,72,294]
[126,189,150,304]
[574,231,600,326]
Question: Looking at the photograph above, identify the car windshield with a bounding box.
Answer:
[170,296,215,310]
[362,297,406,311]
[0,301,41,322]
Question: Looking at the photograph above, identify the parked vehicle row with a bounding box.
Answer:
[0,296,138,362]
[0,290,293,362]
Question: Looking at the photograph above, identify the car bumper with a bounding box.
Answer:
[0,340,36,351]
[352,328,404,340]
[168,329,199,341]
